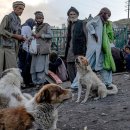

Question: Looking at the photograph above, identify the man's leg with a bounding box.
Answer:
[99,69,112,87]
[5,48,17,69]
[0,48,5,76]
[67,62,76,83]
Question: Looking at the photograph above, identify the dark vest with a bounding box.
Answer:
[65,20,86,58]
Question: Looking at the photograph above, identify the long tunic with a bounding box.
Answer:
[31,24,53,74]
[86,16,103,71]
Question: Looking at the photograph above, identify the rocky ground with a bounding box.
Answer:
[22,72,130,130]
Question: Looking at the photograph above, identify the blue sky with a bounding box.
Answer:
[0,0,128,27]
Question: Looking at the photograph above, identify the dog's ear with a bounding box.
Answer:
[83,58,89,66]
[84,60,89,66]
[35,89,51,103]
[1,69,12,78]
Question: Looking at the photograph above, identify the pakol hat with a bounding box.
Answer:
[13,1,25,8]
[67,6,79,16]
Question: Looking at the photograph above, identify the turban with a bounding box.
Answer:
[98,7,111,16]
[67,7,79,16]
[34,11,44,17]
[13,1,25,8]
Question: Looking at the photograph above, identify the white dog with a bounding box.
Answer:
[0,68,32,108]
[75,56,118,103]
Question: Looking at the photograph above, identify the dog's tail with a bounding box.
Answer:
[107,84,118,95]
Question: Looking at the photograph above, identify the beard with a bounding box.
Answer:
[68,17,78,23]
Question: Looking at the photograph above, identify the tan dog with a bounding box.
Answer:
[75,56,118,103]
[0,83,72,130]
[0,68,32,109]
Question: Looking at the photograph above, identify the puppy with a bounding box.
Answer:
[75,56,118,103]
[25,83,72,130]
[0,83,72,130]
[0,107,34,130]
[0,68,32,108]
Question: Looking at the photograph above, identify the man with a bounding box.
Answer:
[0,1,25,76]
[65,7,87,90]
[30,11,53,87]
[72,7,117,90]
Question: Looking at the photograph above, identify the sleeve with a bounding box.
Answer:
[0,15,13,38]
[41,25,53,39]
[21,26,32,38]
[86,16,100,35]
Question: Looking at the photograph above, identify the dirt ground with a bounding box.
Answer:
[22,72,130,130]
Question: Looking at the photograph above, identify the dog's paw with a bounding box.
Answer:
[76,99,80,103]
[94,97,100,100]
[81,100,87,103]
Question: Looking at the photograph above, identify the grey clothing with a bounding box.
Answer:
[0,12,21,75]
[31,54,49,84]
[0,48,17,76]
[36,23,53,54]
[67,62,77,83]
[86,15,103,71]
[31,23,52,85]
[67,23,76,62]
[0,11,21,48]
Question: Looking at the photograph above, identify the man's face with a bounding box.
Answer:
[125,48,130,54]
[35,15,44,25]
[68,11,78,22]
[14,5,25,16]
[102,13,111,21]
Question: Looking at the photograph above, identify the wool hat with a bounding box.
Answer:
[98,7,111,16]
[12,1,25,8]
[67,6,79,16]
[34,11,44,17]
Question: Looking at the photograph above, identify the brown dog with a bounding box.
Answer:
[0,84,72,130]
[75,56,118,103]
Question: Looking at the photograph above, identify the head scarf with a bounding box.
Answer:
[49,51,58,62]
[67,6,79,16]
[12,1,25,8]
[34,11,44,17]
[22,18,35,30]
[98,7,111,16]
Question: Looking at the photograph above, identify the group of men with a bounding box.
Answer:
[0,1,120,89]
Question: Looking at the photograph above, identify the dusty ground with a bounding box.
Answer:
[22,72,130,130]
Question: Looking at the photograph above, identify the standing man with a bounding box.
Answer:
[0,1,26,76]
[65,7,87,90]
[72,7,117,90]
[86,7,116,89]
[31,11,53,87]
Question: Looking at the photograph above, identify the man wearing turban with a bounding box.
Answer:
[65,7,87,90]
[0,1,26,76]
[72,7,117,90]
[30,11,53,87]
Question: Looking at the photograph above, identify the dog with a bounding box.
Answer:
[0,68,32,109]
[75,56,118,103]
[0,83,72,130]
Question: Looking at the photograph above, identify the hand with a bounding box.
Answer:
[12,34,26,42]
[33,34,41,39]
[92,34,98,42]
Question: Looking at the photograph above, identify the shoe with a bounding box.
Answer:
[106,84,116,90]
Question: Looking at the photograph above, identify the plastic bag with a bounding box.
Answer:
[29,38,37,54]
